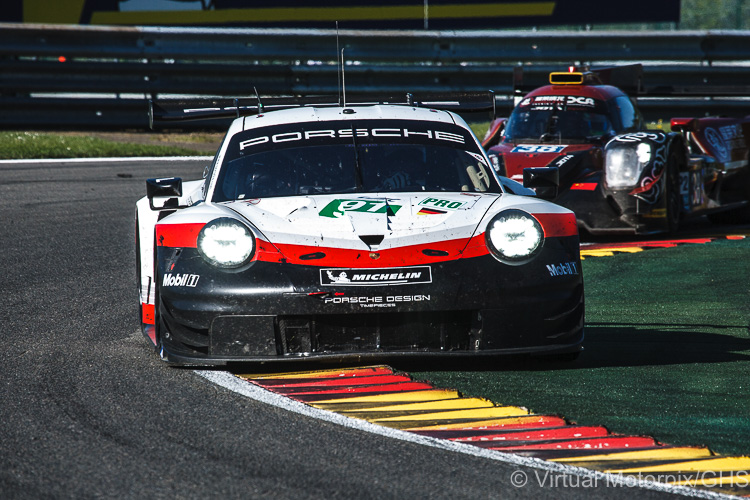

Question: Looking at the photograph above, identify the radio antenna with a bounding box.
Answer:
[341,47,347,107]
[253,86,263,114]
[336,22,342,107]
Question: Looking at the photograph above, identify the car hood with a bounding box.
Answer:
[226,192,499,251]
[490,142,598,181]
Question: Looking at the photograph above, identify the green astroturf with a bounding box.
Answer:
[411,239,750,456]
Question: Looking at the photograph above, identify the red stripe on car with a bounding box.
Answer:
[629,171,663,195]
[268,237,474,267]
[156,222,204,248]
[156,212,577,266]
[533,212,579,238]
[141,303,155,325]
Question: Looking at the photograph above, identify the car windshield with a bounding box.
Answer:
[212,119,499,201]
[504,95,614,142]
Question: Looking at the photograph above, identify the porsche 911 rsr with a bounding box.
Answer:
[483,66,750,235]
[136,96,584,364]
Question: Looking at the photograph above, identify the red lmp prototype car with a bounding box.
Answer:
[136,94,583,365]
[483,66,750,234]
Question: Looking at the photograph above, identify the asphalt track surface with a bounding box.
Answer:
[0,158,694,499]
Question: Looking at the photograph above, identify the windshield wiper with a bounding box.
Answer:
[539,132,562,143]
[539,114,562,143]
[351,124,363,192]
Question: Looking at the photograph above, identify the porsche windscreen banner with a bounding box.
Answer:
[223,120,481,162]
[12,0,679,28]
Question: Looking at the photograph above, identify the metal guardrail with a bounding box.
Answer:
[2,23,750,128]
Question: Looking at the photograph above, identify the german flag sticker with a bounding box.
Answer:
[418,208,447,215]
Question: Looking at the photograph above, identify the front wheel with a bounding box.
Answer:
[707,169,750,224]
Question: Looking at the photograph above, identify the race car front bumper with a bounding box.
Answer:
[153,239,584,364]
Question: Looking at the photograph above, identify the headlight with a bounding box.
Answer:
[605,143,651,188]
[197,218,255,268]
[485,210,544,263]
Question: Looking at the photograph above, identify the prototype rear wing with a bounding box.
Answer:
[513,64,644,96]
[513,63,750,98]
[148,91,497,128]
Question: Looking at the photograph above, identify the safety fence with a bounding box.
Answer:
[2,23,750,128]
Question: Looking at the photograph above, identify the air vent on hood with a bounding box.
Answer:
[359,235,384,247]
[300,252,326,261]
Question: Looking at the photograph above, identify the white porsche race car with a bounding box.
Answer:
[136,94,584,364]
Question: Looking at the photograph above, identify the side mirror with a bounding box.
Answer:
[523,167,559,200]
[147,177,183,210]
[499,176,537,196]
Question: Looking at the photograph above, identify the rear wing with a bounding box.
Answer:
[513,64,644,96]
[513,63,750,98]
[148,91,497,128]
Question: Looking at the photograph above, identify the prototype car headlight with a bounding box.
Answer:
[605,143,651,188]
[197,218,256,268]
[485,209,544,263]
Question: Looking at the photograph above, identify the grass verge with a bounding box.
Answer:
[412,239,750,456]
[0,131,209,159]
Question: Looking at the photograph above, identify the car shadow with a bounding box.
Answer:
[212,321,750,376]
[389,322,750,373]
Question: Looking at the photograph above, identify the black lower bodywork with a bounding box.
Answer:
[148,236,584,365]
[554,171,673,235]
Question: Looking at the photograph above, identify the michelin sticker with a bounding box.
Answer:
[321,266,432,286]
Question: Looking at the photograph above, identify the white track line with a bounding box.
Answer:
[197,370,737,499]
